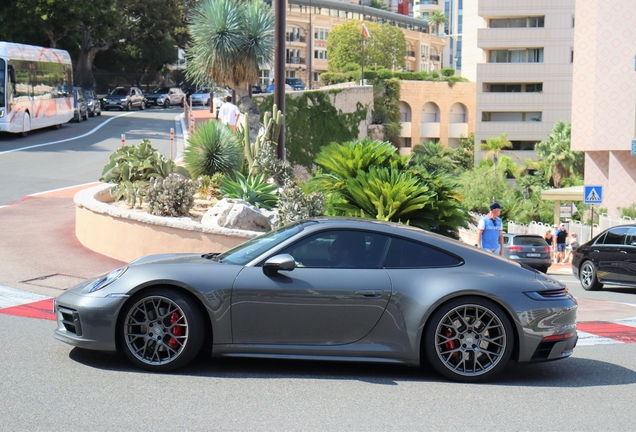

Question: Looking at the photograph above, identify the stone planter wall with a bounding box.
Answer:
[75,184,259,263]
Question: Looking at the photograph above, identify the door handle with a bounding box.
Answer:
[355,290,384,298]
[620,250,628,254]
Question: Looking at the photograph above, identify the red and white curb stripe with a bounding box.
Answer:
[0,286,55,321]
[2,285,636,345]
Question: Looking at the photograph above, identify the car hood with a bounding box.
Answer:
[129,253,217,267]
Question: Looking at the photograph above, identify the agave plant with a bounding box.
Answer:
[220,171,278,210]
[183,120,244,178]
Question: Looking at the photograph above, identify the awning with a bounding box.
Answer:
[540,185,584,201]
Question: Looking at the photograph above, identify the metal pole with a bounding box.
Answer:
[361,3,365,86]
[170,128,175,160]
[308,0,312,90]
[274,0,286,160]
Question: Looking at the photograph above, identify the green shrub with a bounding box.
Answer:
[276,180,325,227]
[146,174,200,217]
[100,139,190,207]
[220,171,279,210]
[440,68,455,77]
[183,120,244,178]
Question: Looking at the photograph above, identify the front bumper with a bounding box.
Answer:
[102,100,127,110]
[53,289,128,352]
[145,98,166,106]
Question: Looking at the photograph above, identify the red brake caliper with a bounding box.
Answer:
[169,312,182,350]
[444,329,458,357]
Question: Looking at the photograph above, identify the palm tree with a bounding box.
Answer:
[479,133,513,166]
[185,0,274,136]
[427,10,448,36]
[535,121,578,188]
[367,0,388,11]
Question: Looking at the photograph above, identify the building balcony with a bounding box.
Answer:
[286,36,306,44]
[286,57,306,65]
[400,122,412,137]
[430,55,441,62]
[449,123,468,138]
[477,28,555,49]
[420,122,440,138]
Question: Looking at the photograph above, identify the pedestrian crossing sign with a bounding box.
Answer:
[584,185,603,204]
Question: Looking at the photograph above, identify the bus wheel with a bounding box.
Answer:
[20,113,31,137]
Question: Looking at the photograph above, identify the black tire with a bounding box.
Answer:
[140,102,145,110]
[126,102,132,111]
[164,99,170,109]
[118,288,204,372]
[424,296,514,382]
[580,260,603,291]
[84,111,89,121]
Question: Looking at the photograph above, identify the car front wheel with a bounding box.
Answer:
[118,288,204,372]
[580,260,603,291]
[424,297,513,382]
[164,99,170,109]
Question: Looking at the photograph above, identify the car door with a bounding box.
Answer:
[230,230,392,345]
[595,227,629,283]
[615,227,636,285]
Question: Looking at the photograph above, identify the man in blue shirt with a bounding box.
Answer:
[477,202,504,255]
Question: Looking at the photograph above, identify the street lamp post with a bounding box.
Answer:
[274,0,286,159]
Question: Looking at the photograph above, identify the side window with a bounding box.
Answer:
[601,228,628,245]
[624,228,636,246]
[279,230,390,269]
[383,237,462,268]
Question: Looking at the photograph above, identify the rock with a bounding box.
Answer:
[201,198,272,232]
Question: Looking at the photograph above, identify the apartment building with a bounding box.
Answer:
[263,0,446,88]
[462,0,575,164]
[571,0,636,214]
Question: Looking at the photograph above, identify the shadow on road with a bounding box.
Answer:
[68,347,636,387]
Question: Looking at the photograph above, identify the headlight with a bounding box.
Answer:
[89,267,127,293]
[120,98,127,102]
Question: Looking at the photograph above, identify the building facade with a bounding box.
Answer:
[462,0,575,165]
[264,0,446,88]
[571,0,636,214]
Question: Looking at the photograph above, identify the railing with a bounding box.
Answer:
[407,50,416,57]
[286,35,305,43]
[430,55,441,62]
[286,57,305,64]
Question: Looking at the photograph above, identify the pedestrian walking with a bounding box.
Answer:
[477,202,504,256]
[564,232,579,264]
[218,95,241,131]
[555,223,568,263]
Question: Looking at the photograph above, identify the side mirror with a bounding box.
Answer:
[262,254,295,277]
[8,65,16,84]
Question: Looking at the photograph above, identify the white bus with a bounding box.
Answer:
[0,42,74,135]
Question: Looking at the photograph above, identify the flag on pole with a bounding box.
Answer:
[362,21,370,39]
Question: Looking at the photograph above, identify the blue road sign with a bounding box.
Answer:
[584,185,603,204]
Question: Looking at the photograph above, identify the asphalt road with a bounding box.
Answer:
[0,107,185,206]
[3,311,636,431]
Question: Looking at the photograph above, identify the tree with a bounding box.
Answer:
[186,0,274,135]
[479,133,513,177]
[327,21,407,72]
[535,121,581,188]
[367,0,388,11]
[410,141,455,174]
[427,10,448,36]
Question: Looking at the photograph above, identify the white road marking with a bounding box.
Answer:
[0,285,51,309]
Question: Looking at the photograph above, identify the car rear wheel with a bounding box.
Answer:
[424,297,513,382]
[126,102,132,111]
[118,288,204,372]
[164,99,170,109]
[580,260,603,291]
[21,112,31,137]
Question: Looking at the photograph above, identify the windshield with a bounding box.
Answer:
[109,88,128,96]
[194,89,209,94]
[217,222,306,265]
[153,88,170,94]
[287,79,303,85]
[0,59,4,108]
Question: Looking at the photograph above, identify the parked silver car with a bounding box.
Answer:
[102,87,145,111]
[188,88,211,106]
[54,218,577,382]
[145,87,185,108]
[503,233,552,273]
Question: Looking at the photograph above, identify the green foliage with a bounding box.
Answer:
[256,92,369,170]
[535,121,582,188]
[326,21,407,72]
[220,171,278,210]
[100,139,190,207]
[186,0,274,91]
[458,165,515,214]
[197,173,226,199]
[410,141,456,174]
[310,139,469,237]
[427,10,448,35]
[239,104,284,176]
[440,68,455,77]
[183,120,244,178]
[618,203,636,219]
[146,174,200,217]
[276,180,325,227]
[447,133,475,174]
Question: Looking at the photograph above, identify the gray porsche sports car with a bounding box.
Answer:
[54,218,577,382]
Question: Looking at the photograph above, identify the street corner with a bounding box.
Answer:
[0,285,55,321]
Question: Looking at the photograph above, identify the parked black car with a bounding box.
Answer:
[251,84,264,94]
[102,87,145,111]
[572,224,636,290]
[72,87,88,122]
[84,89,101,117]
[502,233,552,273]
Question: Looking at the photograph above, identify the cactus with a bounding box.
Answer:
[239,104,284,176]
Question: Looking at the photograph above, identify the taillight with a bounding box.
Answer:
[544,247,551,251]
[542,332,575,342]
[509,246,523,252]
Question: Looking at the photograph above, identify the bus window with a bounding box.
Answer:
[0,59,4,107]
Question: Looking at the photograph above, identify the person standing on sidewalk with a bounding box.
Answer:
[218,96,241,132]
[477,202,504,256]
[555,223,568,263]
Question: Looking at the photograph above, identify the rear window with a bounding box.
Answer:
[383,237,462,268]
[513,236,547,247]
